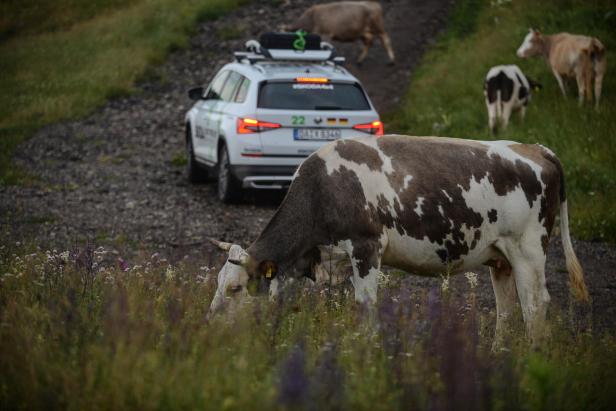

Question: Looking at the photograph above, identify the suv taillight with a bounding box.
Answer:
[237,118,281,134]
[353,121,384,136]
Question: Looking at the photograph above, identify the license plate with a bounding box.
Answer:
[293,128,341,141]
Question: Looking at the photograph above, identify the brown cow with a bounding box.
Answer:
[287,1,395,64]
[517,29,606,108]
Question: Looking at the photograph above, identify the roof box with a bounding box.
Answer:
[259,32,321,51]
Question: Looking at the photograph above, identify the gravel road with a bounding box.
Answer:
[1,0,614,331]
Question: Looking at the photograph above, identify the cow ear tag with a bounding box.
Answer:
[265,266,273,279]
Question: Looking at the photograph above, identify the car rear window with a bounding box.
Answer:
[258,82,370,110]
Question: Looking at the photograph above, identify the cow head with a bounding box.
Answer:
[517,28,544,58]
[206,239,280,320]
[286,8,314,33]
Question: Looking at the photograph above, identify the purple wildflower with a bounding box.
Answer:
[278,343,310,409]
[310,343,345,411]
[118,256,129,272]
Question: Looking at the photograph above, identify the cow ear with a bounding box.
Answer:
[259,261,278,279]
[209,238,233,251]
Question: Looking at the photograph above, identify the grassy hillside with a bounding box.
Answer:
[387,0,616,242]
[0,0,249,185]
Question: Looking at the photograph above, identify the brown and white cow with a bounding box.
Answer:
[517,29,606,108]
[210,135,588,344]
[484,65,541,134]
[286,1,395,64]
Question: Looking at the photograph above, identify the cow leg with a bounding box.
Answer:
[357,33,373,65]
[552,68,567,97]
[520,105,527,121]
[337,239,381,304]
[501,102,513,130]
[490,263,517,348]
[508,243,550,346]
[379,32,395,64]
[575,64,587,106]
[486,101,497,135]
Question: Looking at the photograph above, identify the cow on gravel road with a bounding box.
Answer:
[286,1,395,64]
[209,135,589,345]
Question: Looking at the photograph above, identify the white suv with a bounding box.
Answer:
[184,32,383,203]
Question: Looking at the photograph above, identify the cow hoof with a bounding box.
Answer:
[387,60,396,66]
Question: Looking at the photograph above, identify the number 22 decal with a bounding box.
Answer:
[292,115,305,126]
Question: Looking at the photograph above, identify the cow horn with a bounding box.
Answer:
[208,238,233,251]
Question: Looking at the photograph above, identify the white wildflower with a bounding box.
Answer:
[165,266,175,281]
[377,270,389,286]
[93,246,107,263]
[59,251,70,263]
[440,274,450,293]
[465,271,478,289]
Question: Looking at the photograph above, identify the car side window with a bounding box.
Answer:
[220,71,242,102]
[205,70,229,100]
[235,77,251,103]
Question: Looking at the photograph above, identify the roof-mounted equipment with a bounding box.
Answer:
[234,32,345,66]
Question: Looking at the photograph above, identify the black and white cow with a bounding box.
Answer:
[484,65,541,134]
[210,135,588,344]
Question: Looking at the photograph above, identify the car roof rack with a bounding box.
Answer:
[233,32,346,66]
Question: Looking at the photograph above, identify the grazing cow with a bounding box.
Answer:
[484,65,541,134]
[206,243,349,320]
[210,135,589,344]
[286,1,395,64]
[517,29,606,108]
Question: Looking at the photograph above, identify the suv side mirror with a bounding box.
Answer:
[188,87,205,101]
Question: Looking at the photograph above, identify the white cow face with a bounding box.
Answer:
[517,29,542,58]
[207,243,252,320]
[206,241,280,320]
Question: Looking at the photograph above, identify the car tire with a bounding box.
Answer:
[186,130,208,183]
[217,144,241,203]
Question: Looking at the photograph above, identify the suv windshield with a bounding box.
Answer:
[258,82,370,110]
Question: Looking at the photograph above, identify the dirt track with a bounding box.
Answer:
[1,0,615,331]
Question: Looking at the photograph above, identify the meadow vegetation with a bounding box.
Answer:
[2,245,616,410]
[0,0,249,185]
[386,0,616,242]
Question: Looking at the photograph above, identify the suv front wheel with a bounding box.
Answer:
[217,144,241,203]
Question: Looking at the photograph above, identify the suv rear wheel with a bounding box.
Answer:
[217,144,241,203]
[186,128,208,183]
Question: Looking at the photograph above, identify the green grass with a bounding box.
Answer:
[0,0,249,185]
[170,151,188,167]
[386,0,616,242]
[1,246,615,410]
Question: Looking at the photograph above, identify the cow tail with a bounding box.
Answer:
[553,156,590,302]
[590,38,605,63]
